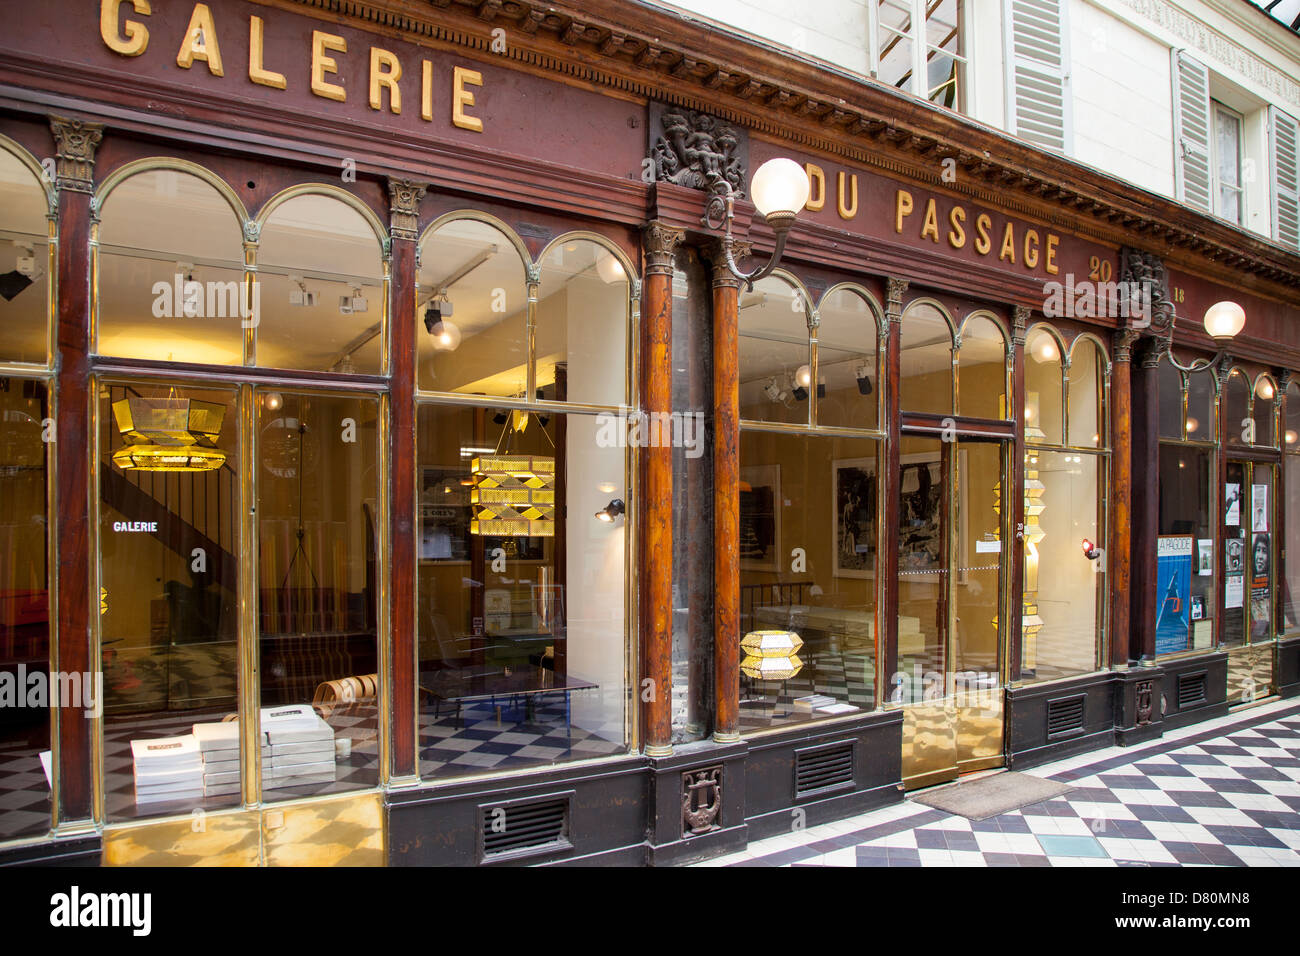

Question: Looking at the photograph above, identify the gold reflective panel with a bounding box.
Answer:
[1225,642,1274,706]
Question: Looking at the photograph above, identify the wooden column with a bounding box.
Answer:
[50,114,102,828]
[1109,329,1138,668]
[640,222,681,756]
[1007,307,1028,681]
[386,178,426,782]
[706,240,742,743]
[880,278,907,701]
[1130,337,1165,664]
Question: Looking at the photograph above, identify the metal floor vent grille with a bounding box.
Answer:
[795,743,854,798]
[480,797,570,862]
[1046,695,1086,738]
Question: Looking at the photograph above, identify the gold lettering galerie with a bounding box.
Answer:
[101,0,150,57]
[96,3,486,132]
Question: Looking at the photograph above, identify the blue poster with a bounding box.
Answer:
[1155,536,1193,655]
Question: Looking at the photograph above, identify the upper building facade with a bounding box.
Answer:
[658,0,1300,248]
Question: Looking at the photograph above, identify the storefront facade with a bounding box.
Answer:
[0,0,1297,866]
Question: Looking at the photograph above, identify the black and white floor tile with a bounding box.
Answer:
[698,699,1300,867]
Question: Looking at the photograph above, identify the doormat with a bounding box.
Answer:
[908,772,1073,821]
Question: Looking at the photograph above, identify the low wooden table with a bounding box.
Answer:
[420,668,598,740]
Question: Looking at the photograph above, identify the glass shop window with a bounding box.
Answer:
[0,377,52,840]
[257,390,380,801]
[416,219,529,397]
[1224,369,1252,448]
[97,169,247,365]
[738,430,879,730]
[899,301,954,416]
[0,148,51,366]
[1020,325,1107,683]
[415,225,631,778]
[98,381,241,821]
[957,314,1008,421]
[815,287,880,431]
[739,275,812,427]
[255,194,387,374]
[1156,445,1216,656]
[1283,382,1300,632]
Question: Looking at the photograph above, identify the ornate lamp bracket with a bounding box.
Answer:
[701,175,793,292]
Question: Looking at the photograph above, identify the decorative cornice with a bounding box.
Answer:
[48,113,103,194]
[643,221,685,276]
[276,0,1300,295]
[387,178,428,241]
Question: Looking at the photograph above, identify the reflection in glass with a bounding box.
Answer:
[739,277,810,426]
[1187,370,1215,442]
[256,195,385,374]
[1253,377,1276,448]
[816,288,879,430]
[0,150,50,365]
[417,219,528,396]
[738,431,878,728]
[1224,370,1251,447]
[257,391,380,801]
[416,403,627,778]
[97,170,246,365]
[1157,360,1183,440]
[877,0,915,92]
[99,382,240,821]
[900,302,953,416]
[1022,451,1103,680]
[0,377,50,839]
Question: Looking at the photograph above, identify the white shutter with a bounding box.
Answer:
[1004,0,1072,154]
[1171,50,1212,213]
[1271,106,1300,250]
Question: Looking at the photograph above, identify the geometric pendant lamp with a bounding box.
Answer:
[111,395,227,472]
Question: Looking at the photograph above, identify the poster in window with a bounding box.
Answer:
[1225,483,1241,526]
[1197,539,1213,576]
[1225,537,1244,573]
[1251,484,1269,532]
[1155,535,1193,655]
[833,457,877,578]
[739,464,779,572]
[1225,574,1244,609]
[1250,532,1271,640]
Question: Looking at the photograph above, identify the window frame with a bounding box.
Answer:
[1211,99,1245,226]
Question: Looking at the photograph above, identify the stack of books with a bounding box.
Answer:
[793,694,836,713]
[261,705,337,791]
[131,734,203,805]
[191,721,268,798]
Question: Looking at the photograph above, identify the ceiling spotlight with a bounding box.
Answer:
[855,363,873,395]
[596,253,627,284]
[595,498,625,523]
[424,299,461,351]
[763,378,783,403]
[263,391,283,412]
[792,365,812,402]
[1082,538,1101,560]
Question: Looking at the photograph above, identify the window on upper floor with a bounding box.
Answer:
[1213,101,1245,226]
[873,0,967,111]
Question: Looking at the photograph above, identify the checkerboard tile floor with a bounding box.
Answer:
[696,699,1300,867]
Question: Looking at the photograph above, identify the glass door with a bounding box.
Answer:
[898,434,1007,789]
[1223,460,1275,703]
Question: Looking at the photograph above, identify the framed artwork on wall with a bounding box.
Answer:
[739,464,779,572]
[833,456,878,579]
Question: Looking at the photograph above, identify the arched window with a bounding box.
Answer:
[739,274,812,426]
[900,300,954,416]
[1025,325,1065,445]
[957,313,1008,420]
[0,143,52,365]
[255,190,387,373]
[1253,375,1277,449]
[1020,324,1108,683]
[413,217,634,780]
[96,165,247,365]
[1224,368,1252,447]
[416,217,529,396]
[736,278,885,729]
[816,285,882,430]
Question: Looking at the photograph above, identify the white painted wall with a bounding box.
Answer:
[1068,0,1175,196]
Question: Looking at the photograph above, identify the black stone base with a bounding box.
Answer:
[1005,671,1119,769]
[0,833,101,867]
[743,709,903,842]
[1158,652,1229,730]
[1278,636,1300,699]
[1113,666,1165,747]
[643,740,748,867]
